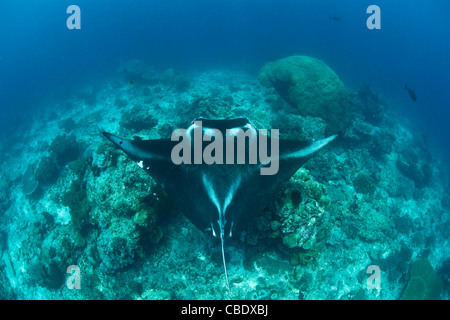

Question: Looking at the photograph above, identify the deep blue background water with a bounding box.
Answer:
[1,0,449,159]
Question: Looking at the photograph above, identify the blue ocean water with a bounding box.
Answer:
[0,0,449,300]
[1,1,449,153]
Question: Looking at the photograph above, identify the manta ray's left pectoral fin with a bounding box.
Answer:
[102,132,180,186]
[102,132,175,162]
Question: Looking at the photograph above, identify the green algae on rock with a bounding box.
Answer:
[402,258,443,300]
[273,168,330,251]
[259,55,350,132]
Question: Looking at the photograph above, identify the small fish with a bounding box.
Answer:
[329,16,341,22]
[129,80,134,85]
[404,84,417,101]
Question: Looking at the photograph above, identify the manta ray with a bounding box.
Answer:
[103,116,337,297]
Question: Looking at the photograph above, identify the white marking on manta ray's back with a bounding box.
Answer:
[282,134,338,159]
[202,174,221,224]
[186,122,200,136]
[222,176,241,228]
[201,173,241,237]
[226,123,257,137]
[203,128,218,137]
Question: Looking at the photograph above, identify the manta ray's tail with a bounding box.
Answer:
[220,234,232,298]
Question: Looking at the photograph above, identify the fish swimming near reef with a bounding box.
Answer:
[329,16,341,22]
[404,84,417,101]
[103,116,337,297]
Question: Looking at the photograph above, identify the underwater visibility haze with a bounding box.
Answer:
[0,0,449,300]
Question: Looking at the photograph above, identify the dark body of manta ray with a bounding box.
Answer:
[103,116,337,296]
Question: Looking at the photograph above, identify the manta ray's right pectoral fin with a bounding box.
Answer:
[280,134,339,160]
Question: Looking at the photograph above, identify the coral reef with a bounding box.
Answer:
[119,106,158,132]
[402,258,443,299]
[59,118,76,133]
[270,112,327,141]
[0,66,448,300]
[353,173,376,195]
[351,83,386,125]
[49,134,80,166]
[22,165,39,196]
[245,287,280,300]
[259,55,350,132]
[61,178,91,230]
[96,217,140,273]
[178,95,234,121]
[35,156,59,185]
[160,68,190,91]
[268,168,330,266]
[396,152,433,188]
